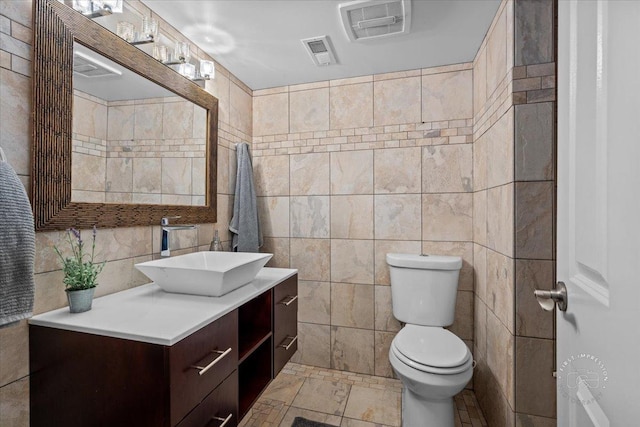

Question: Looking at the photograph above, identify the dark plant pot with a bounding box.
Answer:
[66,287,96,313]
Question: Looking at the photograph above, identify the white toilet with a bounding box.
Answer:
[386,253,473,427]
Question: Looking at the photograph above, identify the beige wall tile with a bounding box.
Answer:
[291,323,331,368]
[373,76,421,126]
[161,157,192,194]
[290,88,329,133]
[290,196,330,238]
[230,81,252,135]
[447,290,474,341]
[257,196,290,238]
[486,249,515,333]
[132,158,161,194]
[515,103,555,181]
[422,193,473,241]
[205,72,230,124]
[261,237,289,268]
[330,150,373,195]
[374,147,421,194]
[134,103,163,139]
[330,83,373,129]
[374,194,421,240]
[374,331,396,378]
[474,46,488,115]
[422,241,474,291]
[107,104,134,140]
[73,94,107,140]
[474,190,488,246]
[331,282,374,329]
[374,285,401,332]
[290,238,330,282]
[515,337,556,418]
[33,270,67,315]
[475,360,516,427]
[253,92,289,136]
[487,108,515,188]
[192,157,206,196]
[422,70,473,122]
[515,414,556,427]
[474,132,488,191]
[72,152,105,192]
[163,101,194,139]
[331,239,374,284]
[487,183,514,257]
[217,145,230,195]
[299,281,330,325]
[0,377,29,427]
[331,326,375,375]
[0,320,28,387]
[474,244,488,304]
[486,7,507,98]
[192,104,207,139]
[0,69,30,175]
[331,195,374,239]
[422,144,473,193]
[290,153,330,195]
[474,297,487,361]
[373,240,422,286]
[253,155,290,196]
[106,158,132,193]
[486,310,515,410]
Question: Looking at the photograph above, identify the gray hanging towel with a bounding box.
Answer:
[0,160,35,326]
[229,142,262,252]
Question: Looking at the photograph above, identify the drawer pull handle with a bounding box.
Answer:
[279,295,298,306]
[211,413,233,427]
[191,347,232,376]
[279,335,298,351]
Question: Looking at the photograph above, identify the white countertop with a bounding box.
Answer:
[29,268,297,346]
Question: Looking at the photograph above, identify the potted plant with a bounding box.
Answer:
[54,227,106,313]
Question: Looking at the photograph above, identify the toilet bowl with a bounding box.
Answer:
[389,325,473,427]
[386,253,472,427]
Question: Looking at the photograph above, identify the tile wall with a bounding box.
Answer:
[0,0,252,424]
[251,64,475,378]
[472,1,556,426]
[72,90,207,205]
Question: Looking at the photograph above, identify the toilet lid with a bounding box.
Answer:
[394,325,470,369]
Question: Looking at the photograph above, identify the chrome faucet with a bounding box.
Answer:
[161,216,197,257]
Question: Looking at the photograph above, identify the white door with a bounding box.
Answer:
[557,1,640,426]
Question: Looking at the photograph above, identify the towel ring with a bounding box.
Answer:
[0,147,6,162]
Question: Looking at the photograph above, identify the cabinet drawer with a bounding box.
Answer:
[273,275,298,375]
[177,370,238,427]
[170,310,238,426]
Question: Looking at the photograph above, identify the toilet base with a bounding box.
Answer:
[402,386,455,427]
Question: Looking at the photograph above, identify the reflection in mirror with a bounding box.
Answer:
[72,44,207,206]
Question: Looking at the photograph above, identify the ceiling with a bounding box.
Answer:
[142,0,501,90]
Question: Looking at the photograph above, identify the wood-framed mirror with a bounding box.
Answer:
[32,0,218,231]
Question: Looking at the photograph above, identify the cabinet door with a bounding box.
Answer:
[273,275,298,375]
[176,371,238,427]
[170,310,238,426]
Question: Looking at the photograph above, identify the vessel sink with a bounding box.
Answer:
[135,252,273,297]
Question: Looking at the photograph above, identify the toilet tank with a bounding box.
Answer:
[386,253,462,327]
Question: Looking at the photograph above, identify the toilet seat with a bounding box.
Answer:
[392,325,472,375]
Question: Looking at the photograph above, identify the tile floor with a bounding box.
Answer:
[239,362,488,427]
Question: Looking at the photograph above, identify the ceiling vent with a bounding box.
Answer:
[73,50,122,78]
[301,36,337,66]
[339,0,412,42]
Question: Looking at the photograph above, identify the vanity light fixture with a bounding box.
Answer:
[68,0,123,18]
[199,60,215,80]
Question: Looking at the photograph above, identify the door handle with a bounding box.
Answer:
[534,281,568,312]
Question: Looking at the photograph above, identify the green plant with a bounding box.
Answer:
[54,227,106,291]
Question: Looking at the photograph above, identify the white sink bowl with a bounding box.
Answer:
[135,252,273,297]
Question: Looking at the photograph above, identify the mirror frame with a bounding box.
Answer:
[32,0,218,231]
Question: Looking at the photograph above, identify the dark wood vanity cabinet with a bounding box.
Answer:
[30,273,298,427]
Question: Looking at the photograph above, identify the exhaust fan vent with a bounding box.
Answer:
[301,36,337,66]
[339,0,411,42]
[73,50,122,78]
